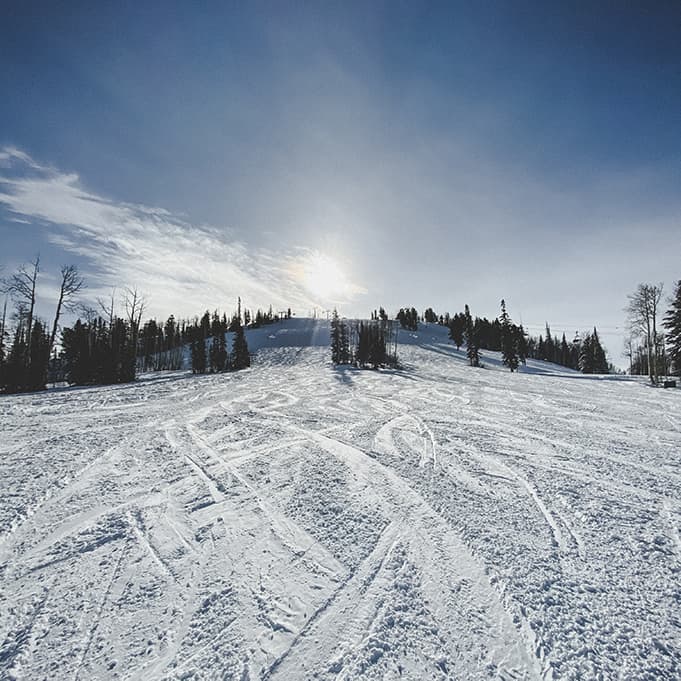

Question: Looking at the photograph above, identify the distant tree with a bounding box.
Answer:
[448,313,465,350]
[49,265,85,357]
[591,328,609,374]
[26,319,50,390]
[579,332,594,374]
[499,299,519,372]
[191,336,207,374]
[368,324,386,368]
[560,333,570,367]
[2,256,40,361]
[515,324,528,365]
[330,309,343,364]
[340,318,351,364]
[61,316,136,385]
[209,332,229,372]
[464,304,480,367]
[231,320,250,370]
[424,307,438,323]
[396,307,418,331]
[3,326,27,392]
[627,283,663,384]
[544,324,554,362]
[664,280,681,376]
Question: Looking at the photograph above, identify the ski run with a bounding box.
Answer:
[1,319,680,680]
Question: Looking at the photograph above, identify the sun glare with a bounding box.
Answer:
[301,253,348,301]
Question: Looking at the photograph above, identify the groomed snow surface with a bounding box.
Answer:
[1,319,680,680]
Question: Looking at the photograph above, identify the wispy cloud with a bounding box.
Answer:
[0,148,366,318]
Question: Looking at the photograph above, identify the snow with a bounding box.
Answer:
[1,319,680,679]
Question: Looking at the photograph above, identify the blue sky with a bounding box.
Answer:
[1,1,679,360]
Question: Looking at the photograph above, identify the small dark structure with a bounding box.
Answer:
[663,380,677,388]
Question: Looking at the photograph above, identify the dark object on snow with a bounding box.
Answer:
[663,380,677,388]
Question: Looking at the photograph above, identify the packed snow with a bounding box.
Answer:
[1,319,680,680]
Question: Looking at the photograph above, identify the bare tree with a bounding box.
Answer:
[123,287,147,359]
[1,256,40,355]
[626,283,664,384]
[97,288,117,326]
[123,287,147,329]
[49,265,85,355]
[79,304,99,325]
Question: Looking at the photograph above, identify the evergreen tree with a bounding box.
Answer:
[26,319,50,390]
[424,307,438,323]
[499,299,519,372]
[339,319,351,364]
[3,326,27,393]
[560,333,570,367]
[544,324,554,362]
[62,320,89,385]
[209,333,229,372]
[579,332,594,373]
[356,322,370,367]
[60,316,137,385]
[448,313,465,350]
[396,307,418,331]
[231,321,250,370]
[515,324,528,365]
[191,336,207,374]
[330,309,342,364]
[464,304,480,367]
[664,280,681,376]
[591,327,609,374]
[368,324,386,368]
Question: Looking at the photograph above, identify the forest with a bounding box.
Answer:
[1,257,680,394]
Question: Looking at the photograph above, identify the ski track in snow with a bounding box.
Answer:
[1,320,681,680]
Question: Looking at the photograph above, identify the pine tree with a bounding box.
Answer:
[330,309,342,364]
[356,322,370,367]
[368,323,386,368]
[515,324,528,365]
[448,313,465,349]
[560,334,570,367]
[191,336,207,374]
[232,321,250,370]
[4,326,27,393]
[340,319,351,364]
[209,333,228,372]
[464,304,479,367]
[499,299,519,372]
[591,327,609,374]
[26,319,50,390]
[62,319,89,385]
[579,333,594,373]
[664,280,681,376]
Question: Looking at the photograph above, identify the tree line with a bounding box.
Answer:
[0,259,289,393]
[330,311,399,369]
[363,300,610,374]
[0,258,84,393]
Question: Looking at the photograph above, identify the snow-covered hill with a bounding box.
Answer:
[1,319,680,680]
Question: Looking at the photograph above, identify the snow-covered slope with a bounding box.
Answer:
[1,319,680,680]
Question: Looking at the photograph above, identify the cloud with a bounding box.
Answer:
[0,148,367,318]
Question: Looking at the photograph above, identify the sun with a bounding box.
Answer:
[301,253,348,301]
